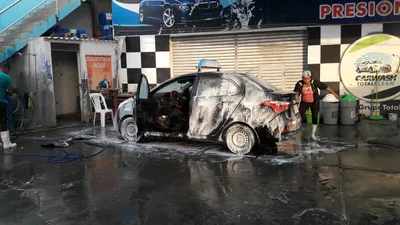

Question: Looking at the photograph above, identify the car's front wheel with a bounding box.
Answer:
[120,117,139,142]
[225,124,256,155]
[369,67,374,73]
[356,67,361,73]
[162,7,176,28]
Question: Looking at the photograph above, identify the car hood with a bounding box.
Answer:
[117,97,135,119]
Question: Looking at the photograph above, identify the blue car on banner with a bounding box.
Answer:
[139,0,224,28]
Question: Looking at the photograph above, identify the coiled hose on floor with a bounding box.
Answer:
[0,142,108,163]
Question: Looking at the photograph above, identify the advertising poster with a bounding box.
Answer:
[340,34,400,103]
[112,0,400,35]
[340,34,400,116]
[86,55,113,90]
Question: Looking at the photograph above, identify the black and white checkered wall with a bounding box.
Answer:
[307,23,400,98]
[119,35,171,92]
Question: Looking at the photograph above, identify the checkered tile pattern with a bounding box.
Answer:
[307,23,400,98]
[119,35,171,93]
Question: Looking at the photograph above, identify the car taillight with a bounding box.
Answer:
[259,101,290,114]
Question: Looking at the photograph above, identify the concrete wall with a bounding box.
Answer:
[30,38,57,128]
[57,2,94,38]
[8,47,29,91]
[90,0,112,38]
[9,38,119,128]
[79,40,119,123]
[9,37,56,129]
[115,36,126,91]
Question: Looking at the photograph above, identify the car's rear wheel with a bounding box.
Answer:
[225,124,256,155]
[120,117,139,142]
[162,7,176,28]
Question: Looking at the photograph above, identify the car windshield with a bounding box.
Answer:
[246,74,279,92]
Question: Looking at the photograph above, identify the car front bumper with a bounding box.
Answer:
[176,3,223,24]
[112,97,135,133]
[179,16,224,24]
[113,113,119,132]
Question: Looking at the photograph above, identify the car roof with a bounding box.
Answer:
[150,72,245,92]
[149,72,198,92]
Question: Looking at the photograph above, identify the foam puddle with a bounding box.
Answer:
[257,139,351,165]
[68,129,352,165]
[260,155,299,165]
[293,208,347,225]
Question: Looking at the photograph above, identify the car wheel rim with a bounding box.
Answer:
[232,131,249,148]
[163,8,175,28]
[126,123,137,138]
[140,11,143,22]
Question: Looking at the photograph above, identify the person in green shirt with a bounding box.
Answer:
[0,62,16,149]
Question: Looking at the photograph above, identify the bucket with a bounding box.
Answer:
[389,113,398,121]
[306,110,320,124]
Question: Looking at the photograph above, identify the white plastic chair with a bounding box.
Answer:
[90,93,113,127]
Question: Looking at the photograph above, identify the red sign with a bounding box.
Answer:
[320,0,400,19]
[86,55,113,90]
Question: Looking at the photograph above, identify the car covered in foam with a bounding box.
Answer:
[113,59,301,155]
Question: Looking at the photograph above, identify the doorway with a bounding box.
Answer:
[51,51,81,126]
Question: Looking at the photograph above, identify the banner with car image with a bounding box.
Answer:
[112,0,400,35]
[340,34,400,103]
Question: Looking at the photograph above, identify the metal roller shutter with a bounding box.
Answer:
[236,30,307,90]
[171,29,307,90]
[171,34,236,76]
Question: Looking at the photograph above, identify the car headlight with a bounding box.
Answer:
[178,4,191,10]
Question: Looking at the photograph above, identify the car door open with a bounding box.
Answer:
[136,74,151,132]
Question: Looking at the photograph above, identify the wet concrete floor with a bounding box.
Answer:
[0,120,400,225]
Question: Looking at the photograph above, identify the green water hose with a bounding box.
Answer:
[9,88,35,137]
